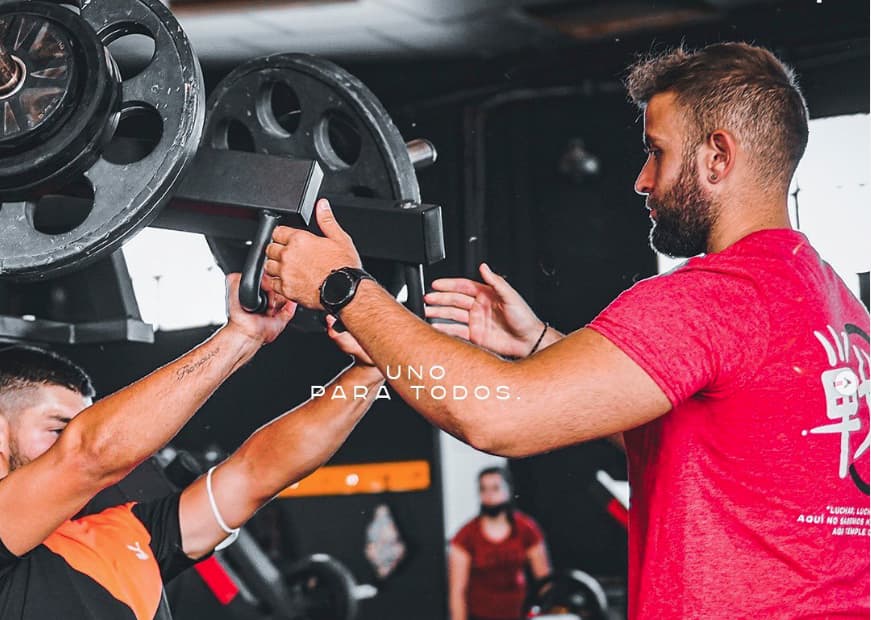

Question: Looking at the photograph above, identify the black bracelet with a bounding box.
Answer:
[528,322,549,356]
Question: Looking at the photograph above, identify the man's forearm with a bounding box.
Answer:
[338,283,626,457]
[341,280,513,447]
[228,363,385,506]
[177,363,383,558]
[74,325,260,484]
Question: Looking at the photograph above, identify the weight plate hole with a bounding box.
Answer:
[106,32,156,82]
[315,110,361,170]
[103,105,163,165]
[212,118,256,152]
[32,176,94,235]
[260,81,301,136]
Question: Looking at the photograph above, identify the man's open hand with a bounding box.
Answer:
[424,263,544,358]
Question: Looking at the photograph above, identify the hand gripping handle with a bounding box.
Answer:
[239,210,283,313]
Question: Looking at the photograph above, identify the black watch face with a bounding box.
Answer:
[323,271,354,306]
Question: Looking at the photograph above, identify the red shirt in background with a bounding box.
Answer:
[589,229,870,619]
[452,511,543,620]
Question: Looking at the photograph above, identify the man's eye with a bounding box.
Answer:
[51,428,64,435]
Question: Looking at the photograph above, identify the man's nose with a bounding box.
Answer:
[635,162,653,196]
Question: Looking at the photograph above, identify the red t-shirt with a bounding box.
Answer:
[589,229,870,619]
[452,511,543,620]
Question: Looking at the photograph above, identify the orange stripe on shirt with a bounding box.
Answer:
[43,503,163,620]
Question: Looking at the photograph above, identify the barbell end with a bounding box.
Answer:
[406,138,437,170]
[0,42,21,96]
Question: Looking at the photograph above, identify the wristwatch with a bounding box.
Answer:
[319,267,374,316]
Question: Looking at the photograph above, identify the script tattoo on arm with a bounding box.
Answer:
[175,348,219,381]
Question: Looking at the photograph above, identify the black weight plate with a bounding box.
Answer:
[203,53,419,297]
[0,0,204,282]
[526,569,609,620]
[0,1,119,198]
[284,553,358,620]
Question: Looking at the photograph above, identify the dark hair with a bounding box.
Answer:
[0,345,95,399]
[478,466,513,493]
[625,42,809,188]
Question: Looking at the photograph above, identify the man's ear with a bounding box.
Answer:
[704,128,737,183]
[0,415,11,480]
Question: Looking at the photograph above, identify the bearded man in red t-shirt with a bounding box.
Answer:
[268,42,870,618]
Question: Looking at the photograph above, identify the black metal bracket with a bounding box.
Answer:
[0,251,153,345]
[0,316,153,345]
[170,148,322,226]
[0,148,445,343]
[156,149,445,266]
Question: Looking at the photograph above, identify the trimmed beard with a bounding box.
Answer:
[647,149,717,258]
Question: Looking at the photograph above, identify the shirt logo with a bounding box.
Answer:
[126,541,149,561]
[805,323,870,496]
[834,370,859,396]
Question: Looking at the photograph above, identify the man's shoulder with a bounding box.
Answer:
[613,258,761,307]
[690,228,810,275]
[644,245,777,299]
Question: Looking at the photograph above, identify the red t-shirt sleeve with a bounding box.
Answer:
[516,513,544,549]
[451,521,476,553]
[588,265,770,407]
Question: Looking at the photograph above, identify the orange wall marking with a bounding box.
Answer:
[278,460,431,498]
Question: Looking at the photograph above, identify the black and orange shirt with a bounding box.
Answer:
[0,492,196,620]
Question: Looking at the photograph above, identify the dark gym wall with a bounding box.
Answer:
[478,89,653,579]
[58,328,448,620]
[401,87,650,580]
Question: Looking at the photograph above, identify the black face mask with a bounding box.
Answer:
[480,502,512,518]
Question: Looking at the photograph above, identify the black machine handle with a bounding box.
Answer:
[239,202,430,317]
[240,210,283,313]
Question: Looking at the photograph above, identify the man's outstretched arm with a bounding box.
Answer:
[178,362,384,559]
[336,281,663,455]
[0,276,294,556]
[266,200,668,457]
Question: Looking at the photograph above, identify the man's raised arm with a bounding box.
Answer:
[178,357,384,559]
[0,275,294,556]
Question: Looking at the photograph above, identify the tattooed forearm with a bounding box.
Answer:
[175,348,219,381]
